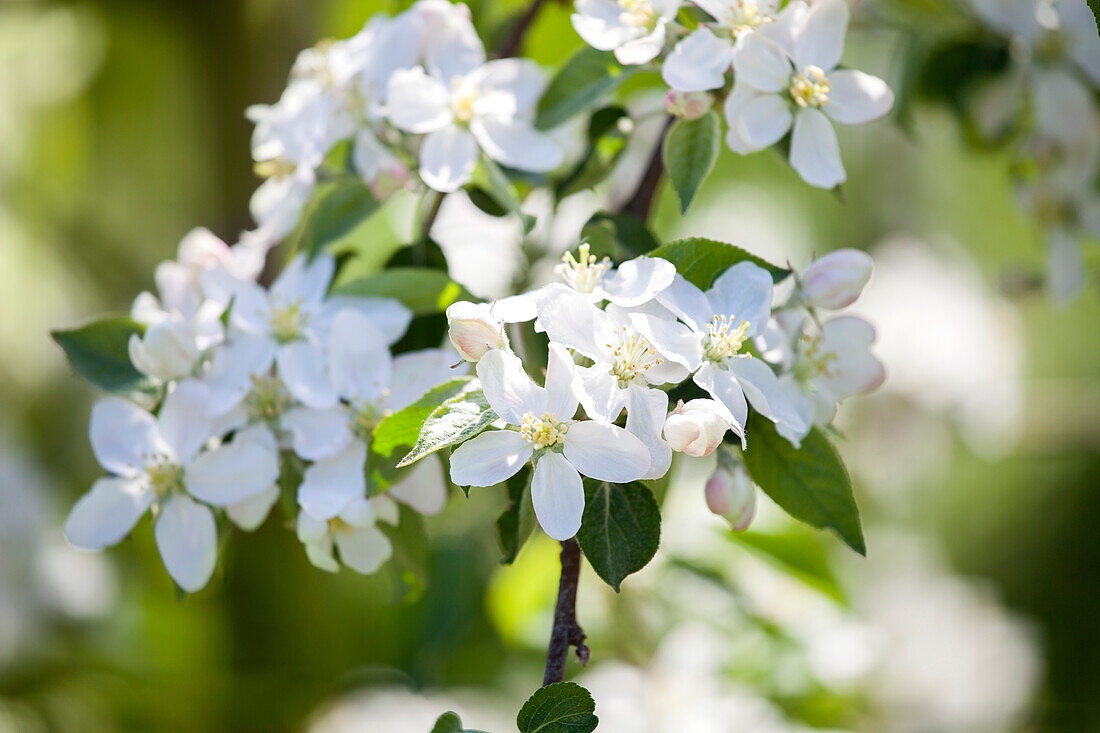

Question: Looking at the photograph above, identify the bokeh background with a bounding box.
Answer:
[2,0,1099,731]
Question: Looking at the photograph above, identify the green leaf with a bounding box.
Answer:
[536,47,636,130]
[471,158,536,233]
[52,316,152,393]
[398,387,498,468]
[516,682,598,733]
[291,178,381,260]
[580,211,660,260]
[465,185,509,217]
[1090,0,1100,34]
[334,268,470,316]
[576,480,660,592]
[431,712,463,733]
[649,236,789,288]
[372,377,474,457]
[663,109,720,213]
[496,466,535,564]
[741,413,865,555]
[728,529,846,603]
[556,106,632,199]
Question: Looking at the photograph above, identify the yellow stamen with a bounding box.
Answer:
[519,412,569,450]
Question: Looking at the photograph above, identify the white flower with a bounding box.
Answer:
[572,0,681,65]
[449,344,651,540]
[723,0,894,188]
[64,382,279,591]
[539,292,689,477]
[493,245,677,323]
[387,58,563,192]
[663,398,733,457]
[200,252,412,411]
[704,461,756,530]
[280,308,457,520]
[971,0,1100,86]
[632,263,806,442]
[765,314,885,447]
[798,248,873,309]
[446,300,508,362]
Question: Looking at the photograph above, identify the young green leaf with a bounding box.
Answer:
[291,178,381,260]
[398,388,498,468]
[649,236,789,287]
[334,268,470,316]
[52,316,153,394]
[372,377,475,457]
[536,47,636,130]
[516,682,598,733]
[741,413,866,555]
[663,109,720,213]
[576,480,661,592]
[496,466,535,564]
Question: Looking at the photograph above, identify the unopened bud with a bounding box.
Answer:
[664,90,713,120]
[663,399,730,457]
[367,158,410,200]
[446,301,507,362]
[128,320,200,380]
[704,463,756,531]
[178,228,234,272]
[800,249,873,310]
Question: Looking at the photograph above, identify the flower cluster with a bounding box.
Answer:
[65,236,457,591]
[443,244,883,539]
[571,0,895,188]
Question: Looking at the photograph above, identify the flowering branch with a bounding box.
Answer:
[543,537,589,685]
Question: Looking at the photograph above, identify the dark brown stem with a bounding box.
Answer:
[494,0,550,58]
[542,537,589,685]
[621,115,674,222]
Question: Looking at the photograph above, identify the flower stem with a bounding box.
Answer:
[543,537,590,685]
[622,114,674,223]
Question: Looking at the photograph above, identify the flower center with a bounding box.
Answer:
[725,0,773,35]
[451,78,480,124]
[520,412,569,450]
[607,326,663,386]
[702,315,751,362]
[618,0,658,30]
[794,333,837,381]
[350,401,390,443]
[789,66,830,108]
[556,243,612,294]
[146,458,184,498]
[269,300,308,343]
[327,517,351,533]
[253,157,297,180]
[244,375,292,424]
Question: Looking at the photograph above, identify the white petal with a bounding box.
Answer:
[545,343,580,420]
[185,436,280,506]
[369,494,400,526]
[729,356,806,432]
[157,380,212,465]
[707,261,773,337]
[492,286,546,324]
[615,24,666,65]
[386,67,452,133]
[775,375,814,447]
[419,125,479,192]
[723,81,761,154]
[599,257,677,307]
[154,494,217,593]
[789,108,845,189]
[296,509,329,544]
[334,524,393,574]
[793,0,848,71]
[694,362,748,430]
[304,537,340,573]
[530,452,585,541]
[270,252,335,308]
[575,364,628,423]
[817,316,885,398]
[653,273,712,331]
[297,441,367,519]
[629,311,703,372]
[277,341,338,409]
[89,398,160,477]
[449,430,532,487]
[64,477,153,550]
[823,69,894,125]
[314,297,413,345]
[387,455,448,516]
[225,279,274,334]
[476,349,545,424]
[572,0,637,51]
[662,28,732,92]
[737,93,793,149]
[562,421,650,483]
[328,309,392,404]
[625,386,671,480]
[419,1,487,82]
[201,332,276,417]
[732,33,791,93]
[385,349,460,412]
[469,58,546,115]
[226,485,279,531]
[470,117,563,172]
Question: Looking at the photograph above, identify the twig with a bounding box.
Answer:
[542,538,589,685]
[621,115,674,222]
[495,0,550,59]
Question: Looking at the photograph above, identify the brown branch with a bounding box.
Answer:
[542,537,589,685]
[494,0,550,59]
[621,115,674,222]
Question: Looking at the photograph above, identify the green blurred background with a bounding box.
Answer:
[2,0,1099,731]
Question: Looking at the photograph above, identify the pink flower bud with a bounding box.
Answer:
[446,301,506,362]
[663,399,730,457]
[664,90,713,121]
[704,464,756,531]
[367,159,411,200]
[800,249,873,310]
[177,228,234,271]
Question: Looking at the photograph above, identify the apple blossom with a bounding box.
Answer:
[704,462,756,531]
[449,344,650,540]
[446,301,508,362]
[663,89,714,120]
[663,398,734,458]
[799,248,873,310]
[571,0,681,65]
